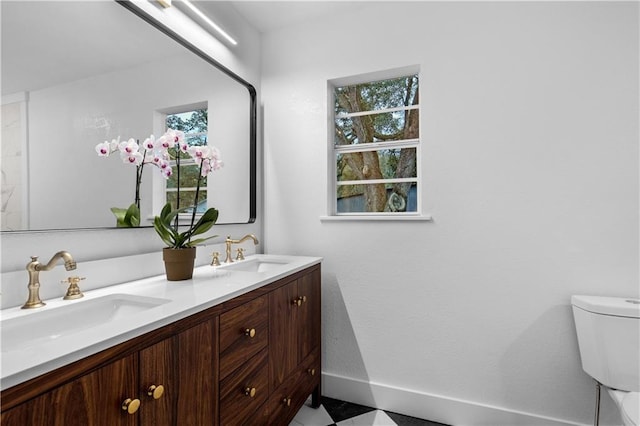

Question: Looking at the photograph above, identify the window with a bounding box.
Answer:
[165,107,208,213]
[330,70,421,218]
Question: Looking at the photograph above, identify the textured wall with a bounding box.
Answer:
[260,2,639,424]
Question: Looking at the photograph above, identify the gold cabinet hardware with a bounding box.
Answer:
[292,296,307,306]
[147,384,165,399]
[121,398,141,414]
[307,368,316,376]
[244,387,257,397]
[244,328,256,338]
[282,397,292,407]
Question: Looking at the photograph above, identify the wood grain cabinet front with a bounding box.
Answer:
[1,354,138,426]
[1,319,216,426]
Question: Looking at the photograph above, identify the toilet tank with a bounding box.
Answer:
[572,295,640,392]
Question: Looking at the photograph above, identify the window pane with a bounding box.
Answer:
[335,110,418,145]
[166,164,207,189]
[337,148,417,182]
[337,183,417,213]
[334,74,419,114]
[167,190,208,212]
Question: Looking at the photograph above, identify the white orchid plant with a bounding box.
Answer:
[95,129,223,248]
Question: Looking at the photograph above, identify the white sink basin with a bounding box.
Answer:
[221,258,289,273]
[1,294,170,353]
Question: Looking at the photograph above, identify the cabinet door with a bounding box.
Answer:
[269,279,298,393]
[297,269,321,362]
[139,337,175,425]
[175,319,217,426]
[1,355,138,426]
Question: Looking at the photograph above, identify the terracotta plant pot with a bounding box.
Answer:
[162,247,196,281]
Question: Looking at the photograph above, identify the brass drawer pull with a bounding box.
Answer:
[292,298,302,306]
[282,397,292,407]
[244,387,257,397]
[121,398,140,414]
[147,384,165,399]
[307,368,316,376]
[244,328,256,338]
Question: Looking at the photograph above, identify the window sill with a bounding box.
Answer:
[320,214,432,222]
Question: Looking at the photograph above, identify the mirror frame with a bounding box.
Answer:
[116,0,257,225]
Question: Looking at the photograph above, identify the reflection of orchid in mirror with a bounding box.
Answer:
[95,129,185,227]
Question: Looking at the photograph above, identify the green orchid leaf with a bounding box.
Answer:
[124,203,140,227]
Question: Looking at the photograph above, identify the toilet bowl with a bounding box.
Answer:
[571,295,640,425]
[607,389,639,426]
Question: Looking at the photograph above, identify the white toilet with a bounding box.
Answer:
[572,295,640,426]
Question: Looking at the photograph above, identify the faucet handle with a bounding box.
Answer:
[61,276,85,300]
[211,251,221,267]
[236,248,245,261]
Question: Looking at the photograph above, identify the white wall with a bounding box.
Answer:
[261,2,638,425]
[0,3,263,275]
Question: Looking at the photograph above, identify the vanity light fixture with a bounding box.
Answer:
[157,0,172,8]
[179,0,238,46]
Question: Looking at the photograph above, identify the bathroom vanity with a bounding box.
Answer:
[0,255,321,426]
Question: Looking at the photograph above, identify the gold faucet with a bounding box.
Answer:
[23,251,77,309]
[224,234,259,263]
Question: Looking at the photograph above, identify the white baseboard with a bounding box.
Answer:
[322,372,589,426]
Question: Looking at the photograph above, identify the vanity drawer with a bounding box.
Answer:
[267,349,320,425]
[299,348,321,397]
[220,348,269,425]
[219,294,269,379]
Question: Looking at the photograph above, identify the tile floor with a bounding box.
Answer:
[289,397,450,426]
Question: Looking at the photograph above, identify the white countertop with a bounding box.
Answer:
[0,254,321,391]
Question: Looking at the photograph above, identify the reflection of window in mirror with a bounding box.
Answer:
[152,102,209,221]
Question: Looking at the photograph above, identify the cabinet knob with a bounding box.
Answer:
[121,398,141,414]
[300,296,307,303]
[283,397,292,407]
[292,298,302,307]
[244,328,256,338]
[147,384,165,399]
[307,368,316,376]
[244,387,257,397]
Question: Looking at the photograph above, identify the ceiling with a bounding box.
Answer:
[205,1,364,33]
[0,1,361,96]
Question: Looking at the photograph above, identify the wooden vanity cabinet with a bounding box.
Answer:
[1,318,217,426]
[269,268,322,425]
[1,263,321,426]
[0,354,138,426]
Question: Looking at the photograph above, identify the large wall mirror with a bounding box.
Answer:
[1,0,256,232]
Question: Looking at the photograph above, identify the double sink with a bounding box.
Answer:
[0,254,313,390]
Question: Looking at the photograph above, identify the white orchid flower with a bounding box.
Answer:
[122,151,144,166]
[95,141,112,156]
[156,134,173,150]
[187,145,211,164]
[165,128,185,146]
[143,135,156,151]
[118,138,139,156]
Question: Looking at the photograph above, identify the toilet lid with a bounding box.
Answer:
[623,392,640,426]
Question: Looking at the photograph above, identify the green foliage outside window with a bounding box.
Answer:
[166,108,208,212]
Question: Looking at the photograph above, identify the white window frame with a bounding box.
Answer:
[323,66,431,221]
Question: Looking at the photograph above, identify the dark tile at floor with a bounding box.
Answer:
[386,410,449,426]
[317,396,451,426]
[321,396,376,422]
